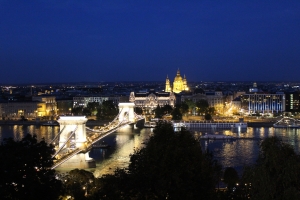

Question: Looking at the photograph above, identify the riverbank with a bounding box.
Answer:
[247,122,274,127]
[0,120,111,126]
[0,120,275,128]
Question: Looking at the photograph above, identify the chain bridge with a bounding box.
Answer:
[51,103,143,169]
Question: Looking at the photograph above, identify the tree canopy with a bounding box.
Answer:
[0,134,62,200]
[97,121,222,199]
[171,106,182,120]
[196,99,209,115]
[96,100,118,120]
[61,169,101,200]
[154,105,163,118]
[242,136,300,200]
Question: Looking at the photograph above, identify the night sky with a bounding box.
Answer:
[1,1,300,84]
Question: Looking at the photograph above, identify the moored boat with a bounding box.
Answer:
[93,141,111,149]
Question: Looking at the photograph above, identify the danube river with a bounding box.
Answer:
[1,124,300,177]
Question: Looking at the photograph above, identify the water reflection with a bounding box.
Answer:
[1,125,60,142]
[2,125,300,177]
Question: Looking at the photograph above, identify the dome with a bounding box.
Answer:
[174,69,183,81]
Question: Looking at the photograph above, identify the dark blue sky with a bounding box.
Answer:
[1,1,300,84]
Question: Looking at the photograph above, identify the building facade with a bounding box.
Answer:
[240,93,285,114]
[285,91,300,112]
[129,90,176,110]
[73,95,124,108]
[0,102,45,120]
[32,95,57,117]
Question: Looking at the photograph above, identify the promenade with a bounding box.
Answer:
[0,120,111,126]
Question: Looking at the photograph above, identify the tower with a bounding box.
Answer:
[165,75,172,92]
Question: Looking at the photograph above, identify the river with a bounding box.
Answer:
[1,125,300,177]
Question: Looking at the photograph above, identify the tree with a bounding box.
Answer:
[82,107,91,116]
[208,107,215,115]
[196,99,209,115]
[171,106,182,120]
[61,169,100,200]
[72,106,83,115]
[242,136,300,200]
[184,99,196,114]
[0,134,62,200]
[86,102,100,116]
[161,104,173,115]
[205,113,212,121]
[223,167,239,190]
[180,102,189,116]
[154,105,163,118]
[134,107,143,115]
[98,121,222,199]
[96,100,118,120]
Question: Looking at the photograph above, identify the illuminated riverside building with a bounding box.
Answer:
[181,91,226,111]
[165,69,189,93]
[240,93,285,114]
[129,90,176,111]
[32,95,57,116]
[73,96,124,108]
[285,91,300,112]
[0,102,41,120]
[0,95,57,120]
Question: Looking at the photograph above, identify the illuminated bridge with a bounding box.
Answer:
[51,103,143,169]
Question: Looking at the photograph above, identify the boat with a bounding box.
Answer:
[200,133,236,140]
[92,141,111,149]
[41,120,59,126]
[144,121,157,128]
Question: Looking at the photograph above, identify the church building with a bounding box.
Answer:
[165,69,189,93]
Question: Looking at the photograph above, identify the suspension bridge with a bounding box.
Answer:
[51,103,143,169]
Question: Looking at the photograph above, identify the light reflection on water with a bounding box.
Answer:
[2,125,300,177]
[199,127,300,175]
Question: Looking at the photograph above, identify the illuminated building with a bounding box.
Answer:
[165,69,189,93]
[240,93,285,114]
[73,95,123,108]
[285,91,300,112]
[0,102,44,119]
[129,90,176,110]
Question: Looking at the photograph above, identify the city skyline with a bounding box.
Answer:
[1,1,300,84]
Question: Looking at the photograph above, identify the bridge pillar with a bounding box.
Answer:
[56,116,95,169]
[118,102,135,122]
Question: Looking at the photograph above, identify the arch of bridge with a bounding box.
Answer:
[118,102,135,122]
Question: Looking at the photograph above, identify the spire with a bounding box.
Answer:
[177,68,180,75]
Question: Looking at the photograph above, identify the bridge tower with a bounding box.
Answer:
[118,102,135,122]
[56,116,95,169]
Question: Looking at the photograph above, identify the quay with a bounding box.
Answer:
[173,121,247,130]
[199,135,261,141]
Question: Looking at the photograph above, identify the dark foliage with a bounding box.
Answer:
[97,121,222,199]
[96,100,118,120]
[154,105,163,118]
[242,136,300,200]
[61,169,101,200]
[0,134,62,200]
[171,106,182,120]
